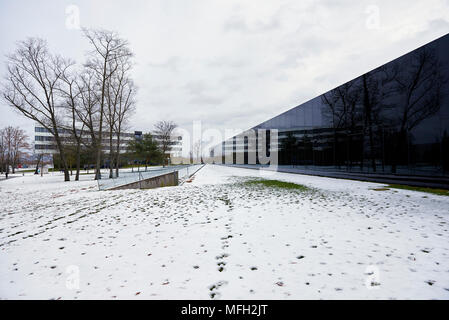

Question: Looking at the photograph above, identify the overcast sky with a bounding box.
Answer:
[1,0,449,153]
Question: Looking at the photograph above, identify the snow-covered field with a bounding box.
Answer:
[0,164,448,299]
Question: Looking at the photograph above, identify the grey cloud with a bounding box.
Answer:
[189,95,224,106]
[206,57,249,69]
[147,56,182,72]
[223,10,281,33]
[183,81,225,106]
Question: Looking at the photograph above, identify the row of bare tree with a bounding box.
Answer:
[1,29,136,181]
[321,45,446,172]
[0,126,29,177]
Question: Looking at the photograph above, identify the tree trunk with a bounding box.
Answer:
[368,124,376,172]
[333,129,338,168]
[95,143,102,180]
[95,59,108,181]
[35,154,41,175]
[109,130,114,179]
[362,75,376,173]
[53,132,70,182]
[391,129,406,174]
[5,154,9,179]
[115,133,121,178]
[75,143,81,181]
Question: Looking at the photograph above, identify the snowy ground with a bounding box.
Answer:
[0,164,448,299]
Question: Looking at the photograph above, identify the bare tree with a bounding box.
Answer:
[323,68,387,172]
[0,126,29,176]
[322,81,362,168]
[388,47,445,132]
[104,54,134,178]
[57,65,86,181]
[34,153,42,175]
[322,88,344,167]
[1,38,73,181]
[2,127,12,177]
[10,127,29,173]
[104,72,119,178]
[361,72,383,172]
[113,77,136,177]
[153,120,177,166]
[0,128,7,175]
[83,28,133,180]
[385,46,446,172]
[75,68,101,167]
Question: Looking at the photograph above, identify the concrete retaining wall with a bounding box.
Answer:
[109,171,179,190]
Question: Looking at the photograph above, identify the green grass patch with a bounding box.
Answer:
[387,184,449,196]
[244,179,310,191]
[371,187,391,191]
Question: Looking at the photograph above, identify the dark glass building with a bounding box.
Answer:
[212,34,449,188]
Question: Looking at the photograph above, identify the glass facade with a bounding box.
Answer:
[216,34,449,179]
